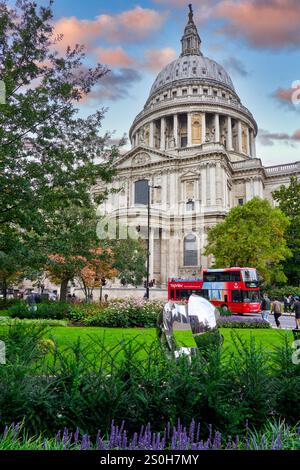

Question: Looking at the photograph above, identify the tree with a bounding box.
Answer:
[45,205,101,301]
[204,197,291,284]
[112,237,147,287]
[273,177,300,285]
[77,248,118,302]
[0,0,116,231]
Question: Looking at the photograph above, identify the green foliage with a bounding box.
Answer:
[267,286,300,300]
[112,237,147,286]
[0,324,299,439]
[8,301,71,320]
[273,177,300,285]
[84,300,162,328]
[204,197,291,284]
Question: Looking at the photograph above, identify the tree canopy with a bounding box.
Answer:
[272,177,300,285]
[204,197,291,284]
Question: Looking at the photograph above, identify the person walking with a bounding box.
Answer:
[261,293,271,322]
[271,297,283,328]
[293,296,300,330]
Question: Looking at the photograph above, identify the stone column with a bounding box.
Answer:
[210,164,216,207]
[246,127,250,157]
[227,116,233,150]
[160,117,166,150]
[214,114,220,143]
[149,121,154,148]
[173,114,178,147]
[251,131,256,158]
[187,113,192,146]
[216,162,223,204]
[238,121,243,153]
[202,113,206,144]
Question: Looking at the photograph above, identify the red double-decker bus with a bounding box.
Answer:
[168,267,261,314]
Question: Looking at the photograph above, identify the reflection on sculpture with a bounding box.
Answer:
[157,294,221,358]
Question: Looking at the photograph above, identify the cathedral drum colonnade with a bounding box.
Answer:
[95,5,300,288]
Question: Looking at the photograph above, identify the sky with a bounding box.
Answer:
[38,0,300,165]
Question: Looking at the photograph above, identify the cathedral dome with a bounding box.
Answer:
[149,54,235,99]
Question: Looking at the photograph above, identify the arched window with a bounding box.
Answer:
[134,179,149,205]
[184,234,198,267]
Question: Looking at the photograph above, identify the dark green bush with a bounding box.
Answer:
[8,301,71,320]
[0,324,299,440]
[0,298,21,311]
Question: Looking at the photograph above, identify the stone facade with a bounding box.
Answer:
[94,7,300,287]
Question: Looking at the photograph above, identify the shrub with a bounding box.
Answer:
[218,316,271,329]
[0,298,21,311]
[267,286,300,300]
[84,299,162,328]
[216,306,232,317]
[8,301,71,320]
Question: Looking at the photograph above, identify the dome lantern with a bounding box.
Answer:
[181,4,202,57]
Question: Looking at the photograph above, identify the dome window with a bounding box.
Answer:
[202,68,207,74]
[193,88,198,95]
[172,90,177,98]
[182,89,187,96]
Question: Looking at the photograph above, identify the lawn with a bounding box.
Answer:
[45,325,293,354]
[0,322,294,361]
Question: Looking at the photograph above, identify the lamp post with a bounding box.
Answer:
[145,184,161,300]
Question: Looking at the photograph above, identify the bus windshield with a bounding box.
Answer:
[241,269,258,282]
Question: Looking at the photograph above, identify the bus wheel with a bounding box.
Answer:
[221,305,229,313]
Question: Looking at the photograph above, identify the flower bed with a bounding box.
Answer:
[1,421,299,450]
[218,316,271,329]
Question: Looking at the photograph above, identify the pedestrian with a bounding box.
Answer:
[289,295,294,313]
[271,297,283,328]
[104,294,108,303]
[261,293,271,322]
[293,296,300,330]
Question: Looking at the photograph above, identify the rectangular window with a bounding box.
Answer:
[182,89,187,96]
[232,290,242,302]
[172,91,177,98]
[193,88,198,94]
[135,180,149,205]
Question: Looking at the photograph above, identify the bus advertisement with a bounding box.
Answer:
[168,267,261,315]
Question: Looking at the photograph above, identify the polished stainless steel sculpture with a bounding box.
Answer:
[158,294,221,357]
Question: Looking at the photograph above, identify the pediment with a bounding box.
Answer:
[114,145,176,170]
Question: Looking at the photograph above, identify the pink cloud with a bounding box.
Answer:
[96,47,135,67]
[144,47,177,72]
[215,0,300,48]
[54,6,167,52]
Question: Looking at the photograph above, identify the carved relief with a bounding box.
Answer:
[132,153,150,166]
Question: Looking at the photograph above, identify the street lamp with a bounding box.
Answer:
[145,184,161,300]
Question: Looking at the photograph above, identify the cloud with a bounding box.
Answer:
[97,47,135,67]
[215,0,300,49]
[82,68,142,103]
[259,128,300,147]
[273,84,300,111]
[54,6,167,52]
[222,57,249,77]
[144,47,177,72]
[155,1,300,49]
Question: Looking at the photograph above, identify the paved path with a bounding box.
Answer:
[247,312,297,330]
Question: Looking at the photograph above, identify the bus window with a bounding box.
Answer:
[242,291,260,303]
[170,289,175,300]
[224,295,228,303]
[232,290,242,302]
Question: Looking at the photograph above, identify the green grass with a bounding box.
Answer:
[44,326,293,358]
[0,322,294,361]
